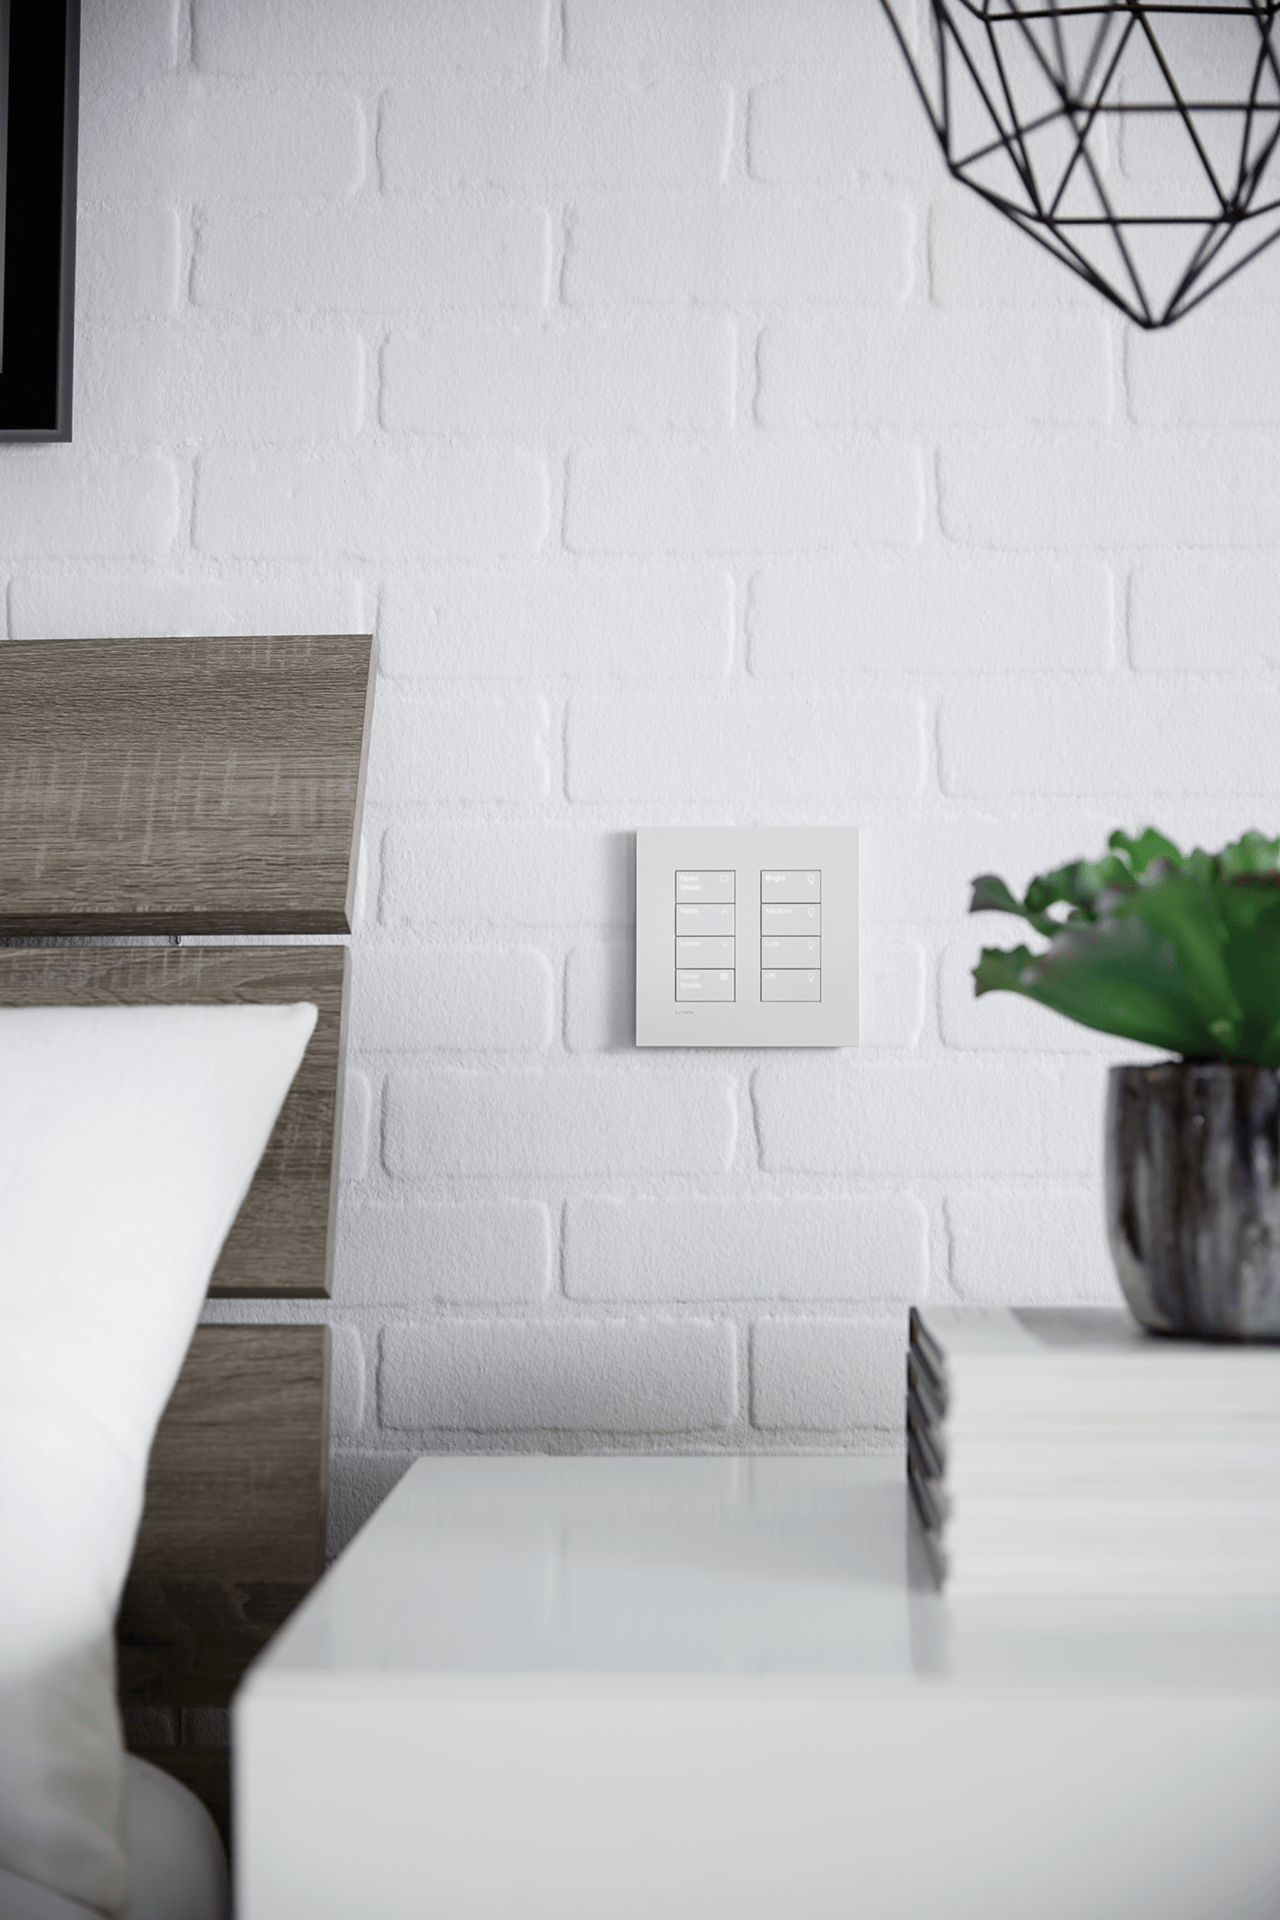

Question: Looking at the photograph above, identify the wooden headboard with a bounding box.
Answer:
[0,632,376,1845]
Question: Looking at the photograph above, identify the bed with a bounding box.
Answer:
[0,633,375,1916]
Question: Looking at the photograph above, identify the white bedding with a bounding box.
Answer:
[0,1004,316,1916]
[0,1758,228,1920]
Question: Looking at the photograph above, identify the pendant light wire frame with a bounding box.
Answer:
[881,1,1280,327]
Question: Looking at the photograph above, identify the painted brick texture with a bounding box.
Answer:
[380,80,733,191]
[564,1196,928,1302]
[384,1068,739,1178]
[564,192,916,307]
[382,319,735,435]
[11,0,1273,1505]
[380,1319,738,1434]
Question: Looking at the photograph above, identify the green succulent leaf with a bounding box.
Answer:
[1215,879,1280,936]
[1219,830,1280,878]
[1111,875,1241,1043]
[1220,924,1280,1064]
[1023,856,1136,921]
[1182,846,1216,887]
[973,919,1217,1058]
[969,826,1280,1063]
[970,873,1028,917]
[1108,827,1184,876]
[972,944,1040,994]
[971,854,1137,934]
[968,873,1060,937]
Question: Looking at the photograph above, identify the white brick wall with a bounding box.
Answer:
[194,205,551,312]
[77,203,182,317]
[84,83,367,202]
[746,560,1114,675]
[12,0,1277,1545]
[753,1062,1104,1178]
[563,1196,928,1302]
[756,312,1112,429]
[939,435,1280,549]
[199,1,549,79]
[380,1318,737,1433]
[0,453,179,555]
[566,690,925,802]
[381,318,735,435]
[380,79,734,191]
[195,447,551,558]
[564,192,916,307]
[381,824,633,928]
[351,946,556,1052]
[938,684,1280,798]
[750,1318,906,1432]
[367,691,553,803]
[384,1067,739,1177]
[77,326,366,444]
[338,1201,554,1304]
[376,566,734,680]
[566,443,924,551]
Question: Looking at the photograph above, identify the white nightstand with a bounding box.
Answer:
[235,1455,1280,1919]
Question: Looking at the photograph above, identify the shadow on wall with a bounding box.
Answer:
[568,831,636,1051]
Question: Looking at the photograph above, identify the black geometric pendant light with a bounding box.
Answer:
[879,2,1280,328]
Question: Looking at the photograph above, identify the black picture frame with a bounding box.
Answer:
[0,0,79,442]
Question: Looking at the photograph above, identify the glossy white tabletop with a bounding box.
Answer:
[249,1452,1280,1692]
[238,1455,1280,1920]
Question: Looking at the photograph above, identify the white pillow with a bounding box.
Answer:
[0,1755,228,1920]
[0,1002,317,1917]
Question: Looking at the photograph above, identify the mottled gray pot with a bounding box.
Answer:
[1106,1063,1280,1340]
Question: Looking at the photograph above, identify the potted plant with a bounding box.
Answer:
[971,827,1280,1341]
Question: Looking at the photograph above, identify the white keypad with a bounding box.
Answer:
[674,873,734,1002]
[761,874,820,1001]
[761,902,820,936]
[676,969,735,1002]
[677,937,736,965]
[676,902,735,937]
[762,936,820,966]
[761,870,821,903]
[676,871,734,904]
[762,969,821,1003]
[637,828,856,1048]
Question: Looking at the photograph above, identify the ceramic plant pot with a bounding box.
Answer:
[1106,1062,1280,1341]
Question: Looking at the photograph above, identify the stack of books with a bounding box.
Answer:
[907,1306,1280,1596]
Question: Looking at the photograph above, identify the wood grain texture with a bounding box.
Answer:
[0,944,348,1296]
[0,633,375,934]
[117,1326,329,1710]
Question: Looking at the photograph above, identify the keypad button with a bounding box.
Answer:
[676,970,735,1002]
[761,969,821,1003]
[677,903,735,937]
[760,902,819,937]
[761,870,821,903]
[761,936,820,966]
[676,870,735,904]
[676,937,735,966]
